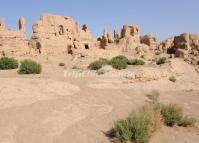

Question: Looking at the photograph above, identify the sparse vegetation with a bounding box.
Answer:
[169,76,177,82]
[128,59,145,65]
[160,103,196,127]
[160,104,183,126]
[111,91,197,143]
[156,57,166,65]
[0,57,18,70]
[177,116,197,127]
[113,104,162,143]
[88,58,110,70]
[89,56,145,70]
[110,55,128,70]
[99,58,110,65]
[59,62,65,66]
[18,59,42,74]
[88,60,103,70]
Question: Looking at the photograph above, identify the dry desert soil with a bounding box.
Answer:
[0,58,199,143]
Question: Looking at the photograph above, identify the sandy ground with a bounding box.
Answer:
[0,58,199,143]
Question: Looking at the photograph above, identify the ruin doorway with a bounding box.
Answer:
[85,44,89,50]
[57,25,64,35]
[67,45,73,54]
[36,42,42,54]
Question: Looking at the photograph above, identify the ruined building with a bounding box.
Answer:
[0,18,29,56]
[174,33,199,64]
[140,35,157,50]
[0,13,199,65]
[29,13,96,55]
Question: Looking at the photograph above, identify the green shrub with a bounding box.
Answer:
[113,104,162,143]
[177,116,197,127]
[0,57,18,70]
[111,55,128,63]
[128,59,145,65]
[89,60,103,70]
[98,58,110,65]
[160,104,183,126]
[169,76,177,82]
[59,63,65,66]
[111,59,128,70]
[130,116,151,143]
[156,57,166,65]
[114,118,133,142]
[110,55,128,70]
[88,58,110,70]
[112,92,198,143]
[18,59,42,74]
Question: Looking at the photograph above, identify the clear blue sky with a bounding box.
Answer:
[0,0,198,41]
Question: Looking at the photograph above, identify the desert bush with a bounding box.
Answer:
[112,91,198,143]
[99,58,110,65]
[169,76,177,82]
[110,55,128,70]
[114,118,133,142]
[128,59,145,65]
[88,60,102,70]
[197,61,199,65]
[160,104,183,126]
[88,58,110,70]
[111,55,128,63]
[156,57,166,65]
[18,59,42,74]
[177,116,197,127]
[0,57,18,70]
[113,104,162,143]
[59,62,65,66]
[111,59,128,70]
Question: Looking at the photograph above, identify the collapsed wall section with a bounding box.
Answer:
[0,18,29,57]
[30,13,96,55]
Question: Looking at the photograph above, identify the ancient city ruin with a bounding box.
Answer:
[0,13,199,65]
[1,11,199,143]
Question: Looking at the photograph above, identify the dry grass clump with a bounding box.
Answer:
[113,104,162,143]
[111,91,197,143]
